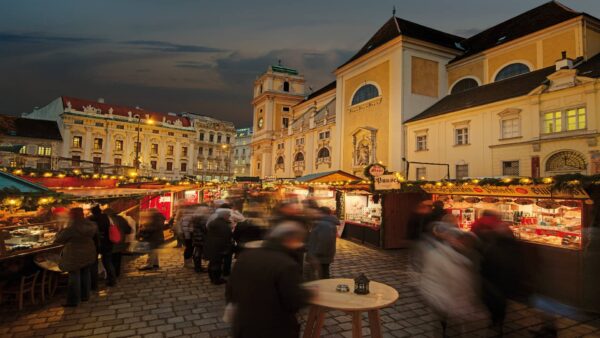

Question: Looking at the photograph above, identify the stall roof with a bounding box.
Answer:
[0,171,52,194]
[58,187,168,200]
[295,170,362,183]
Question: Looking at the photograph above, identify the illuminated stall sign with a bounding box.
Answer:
[421,184,589,199]
[374,175,401,191]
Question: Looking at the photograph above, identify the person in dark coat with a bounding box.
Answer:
[226,221,312,338]
[204,208,233,284]
[306,207,338,279]
[88,205,117,287]
[191,204,211,273]
[232,219,264,255]
[54,208,98,307]
[105,208,132,278]
[138,209,166,270]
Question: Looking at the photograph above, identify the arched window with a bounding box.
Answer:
[283,81,290,92]
[450,78,479,94]
[276,156,284,165]
[545,151,587,173]
[494,63,530,82]
[351,84,379,105]
[294,152,304,162]
[317,147,330,159]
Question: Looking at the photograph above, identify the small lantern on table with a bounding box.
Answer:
[354,273,370,295]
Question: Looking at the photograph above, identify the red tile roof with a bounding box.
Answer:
[61,96,192,127]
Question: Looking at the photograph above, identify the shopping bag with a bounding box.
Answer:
[131,240,151,254]
[109,222,123,244]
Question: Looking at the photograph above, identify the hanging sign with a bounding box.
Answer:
[374,174,401,191]
[368,164,386,177]
[420,184,589,199]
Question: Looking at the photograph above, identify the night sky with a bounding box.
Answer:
[1,0,599,127]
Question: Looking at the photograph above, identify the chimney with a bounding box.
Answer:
[555,50,574,70]
[97,98,105,103]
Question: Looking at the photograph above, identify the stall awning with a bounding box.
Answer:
[0,171,52,194]
[295,170,362,183]
[58,187,168,200]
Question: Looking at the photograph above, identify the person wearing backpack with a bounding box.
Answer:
[88,205,117,287]
[105,208,132,278]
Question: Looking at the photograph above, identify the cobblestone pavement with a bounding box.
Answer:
[1,239,599,338]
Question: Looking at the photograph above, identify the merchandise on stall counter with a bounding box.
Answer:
[344,193,382,226]
[438,195,582,249]
[1,222,60,255]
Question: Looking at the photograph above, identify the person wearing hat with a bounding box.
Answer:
[226,221,312,338]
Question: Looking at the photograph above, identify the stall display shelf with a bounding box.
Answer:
[0,221,62,260]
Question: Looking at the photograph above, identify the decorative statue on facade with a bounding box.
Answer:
[356,140,370,166]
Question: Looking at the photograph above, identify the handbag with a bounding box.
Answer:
[108,221,123,244]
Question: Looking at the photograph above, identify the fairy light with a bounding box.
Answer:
[43,172,53,178]
[471,179,480,184]
[542,177,553,184]
[502,178,512,183]
[520,178,532,184]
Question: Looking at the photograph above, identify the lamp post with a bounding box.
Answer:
[222,144,230,182]
[134,116,153,176]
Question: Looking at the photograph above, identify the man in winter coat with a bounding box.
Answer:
[204,208,233,284]
[54,208,98,307]
[306,207,338,279]
[226,221,312,338]
[88,205,117,287]
[191,204,211,273]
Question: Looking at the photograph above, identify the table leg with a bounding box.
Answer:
[303,306,318,338]
[368,310,382,338]
[312,307,325,337]
[351,311,362,338]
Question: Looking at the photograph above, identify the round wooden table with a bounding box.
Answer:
[243,240,264,249]
[303,278,399,338]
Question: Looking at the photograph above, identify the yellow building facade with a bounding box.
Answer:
[252,1,600,180]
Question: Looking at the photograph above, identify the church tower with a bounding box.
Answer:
[250,64,305,177]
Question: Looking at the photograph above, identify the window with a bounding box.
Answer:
[257,162,261,170]
[416,135,427,151]
[546,151,587,173]
[283,81,290,92]
[295,138,304,146]
[416,167,427,180]
[501,118,521,139]
[319,131,330,140]
[71,155,81,166]
[217,135,222,143]
[351,84,379,105]
[283,107,290,112]
[226,136,231,143]
[495,63,530,82]
[151,160,157,170]
[95,122,104,127]
[116,125,124,130]
[181,162,187,172]
[152,130,159,134]
[115,140,123,152]
[151,144,159,155]
[19,146,27,154]
[294,152,304,162]
[168,132,174,136]
[209,133,215,142]
[283,117,289,129]
[566,108,586,131]
[317,148,330,159]
[37,146,52,156]
[72,136,82,149]
[276,156,284,166]
[456,164,469,179]
[182,134,188,138]
[167,145,174,156]
[200,132,205,141]
[182,146,188,157]
[543,111,562,133]
[166,162,173,171]
[450,78,478,94]
[197,161,203,170]
[502,161,520,176]
[199,147,204,155]
[93,138,103,150]
[114,158,122,166]
[455,127,469,145]
[277,143,284,150]
[74,120,84,125]
[242,148,246,155]
[208,148,213,156]
[93,157,101,172]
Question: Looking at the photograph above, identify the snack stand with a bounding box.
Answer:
[421,183,592,306]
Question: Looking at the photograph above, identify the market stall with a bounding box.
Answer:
[421,182,592,306]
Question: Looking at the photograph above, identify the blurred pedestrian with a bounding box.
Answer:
[191,204,211,273]
[179,205,196,269]
[105,208,132,278]
[306,206,338,279]
[232,216,264,256]
[54,208,98,307]
[138,209,166,271]
[204,207,233,284]
[226,221,312,338]
[471,210,520,335]
[407,200,433,240]
[88,205,117,287]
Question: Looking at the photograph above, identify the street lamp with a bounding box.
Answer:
[134,116,153,175]
[221,144,230,182]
